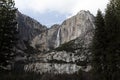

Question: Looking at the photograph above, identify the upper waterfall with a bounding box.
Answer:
[56,28,61,47]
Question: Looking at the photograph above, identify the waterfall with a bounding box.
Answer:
[56,28,60,47]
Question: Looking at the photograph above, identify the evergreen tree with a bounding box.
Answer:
[92,10,106,80]
[0,0,17,69]
[104,0,120,79]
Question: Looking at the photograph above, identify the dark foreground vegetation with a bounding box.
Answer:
[0,70,92,80]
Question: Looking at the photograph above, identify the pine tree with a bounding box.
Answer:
[92,0,120,80]
[104,0,120,79]
[92,10,106,80]
[0,0,17,69]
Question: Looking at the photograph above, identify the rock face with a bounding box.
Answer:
[15,10,95,74]
[16,11,47,50]
[30,10,95,51]
[31,24,60,51]
[60,10,95,44]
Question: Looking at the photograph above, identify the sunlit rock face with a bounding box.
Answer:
[36,51,86,63]
[60,10,95,45]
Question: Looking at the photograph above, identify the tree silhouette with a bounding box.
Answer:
[92,10,106,80]
[0,0,17,69]
[104,0,120,79]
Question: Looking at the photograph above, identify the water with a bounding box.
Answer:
[56,28,60,47]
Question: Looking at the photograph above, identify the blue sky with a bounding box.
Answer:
[15,0,109,27]
[22,10,70,27]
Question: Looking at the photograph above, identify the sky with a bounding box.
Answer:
[15,0,109,27]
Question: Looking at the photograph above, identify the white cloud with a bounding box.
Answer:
[71,0,109,16]
[15,0,109,15]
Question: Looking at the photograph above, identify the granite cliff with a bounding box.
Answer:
[30,10,95,51]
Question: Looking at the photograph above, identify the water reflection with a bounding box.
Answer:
[24,63,81,74]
